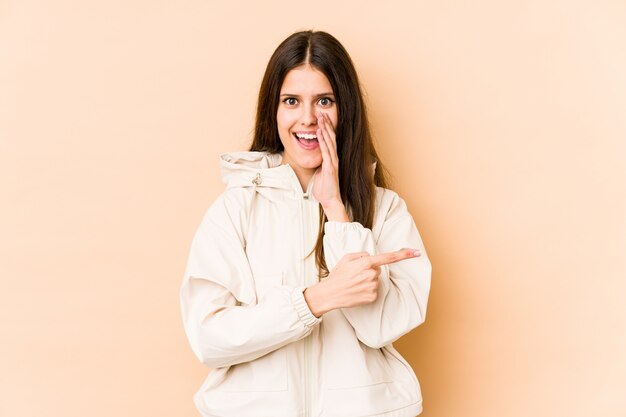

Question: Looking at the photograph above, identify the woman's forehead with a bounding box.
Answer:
[280,65,333,95]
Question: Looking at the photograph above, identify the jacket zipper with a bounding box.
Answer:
[302,190,312,417]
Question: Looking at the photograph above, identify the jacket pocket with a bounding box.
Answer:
[220,273,288,392]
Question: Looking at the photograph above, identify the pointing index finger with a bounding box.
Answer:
[368,248,421,268]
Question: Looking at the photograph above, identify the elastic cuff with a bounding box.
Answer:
[291,286,322,328]
[324,221,366,234]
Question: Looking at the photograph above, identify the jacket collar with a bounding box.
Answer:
[220,151,305,194]
[219,150,378,195]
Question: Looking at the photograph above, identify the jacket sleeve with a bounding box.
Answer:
[180,192,321,369]
[322,190,431,349]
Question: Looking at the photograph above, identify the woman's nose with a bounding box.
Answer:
[300,104,317,126]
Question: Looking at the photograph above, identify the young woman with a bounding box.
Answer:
[180,30,432,417]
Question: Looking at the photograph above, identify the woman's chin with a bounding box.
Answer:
[292,153,322,170]
[303,157,323,171]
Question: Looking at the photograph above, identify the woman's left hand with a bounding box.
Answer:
[313,112,350,222]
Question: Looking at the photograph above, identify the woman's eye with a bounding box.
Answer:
[318,97,334,107]
[283,98,298,106]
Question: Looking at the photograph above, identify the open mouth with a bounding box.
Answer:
[293,132,319,150]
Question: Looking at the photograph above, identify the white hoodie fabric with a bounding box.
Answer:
[180,151,432,417]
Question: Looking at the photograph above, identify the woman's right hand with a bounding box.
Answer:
[313,112,350,222]
[303,248,420,317]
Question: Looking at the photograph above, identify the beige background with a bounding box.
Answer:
[1,1,625,416]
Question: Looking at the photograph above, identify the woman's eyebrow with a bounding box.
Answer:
[279,92,335,97]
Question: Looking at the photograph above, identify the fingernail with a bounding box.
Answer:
[413,250,421,256]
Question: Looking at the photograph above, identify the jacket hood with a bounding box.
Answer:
[220,151,305,193]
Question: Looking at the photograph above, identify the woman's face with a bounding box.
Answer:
[277,64,338,185]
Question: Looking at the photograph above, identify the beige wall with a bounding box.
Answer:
[1,1,625,416]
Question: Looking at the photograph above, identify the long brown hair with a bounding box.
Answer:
[249,30,388,277]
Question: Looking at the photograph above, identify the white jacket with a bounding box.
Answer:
[180,151,432,417]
